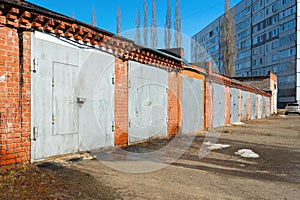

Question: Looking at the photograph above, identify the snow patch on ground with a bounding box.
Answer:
[279,115,287,118]
[235,149,260,158]
[232,122,245,126]
[203,142,231,150]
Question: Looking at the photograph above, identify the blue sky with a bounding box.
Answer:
[26,0,242,37]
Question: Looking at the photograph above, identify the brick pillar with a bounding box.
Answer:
[0,27,31,168]
[114,58,128,147]
[256,95,258,119]
[247,92,251,120]
[224,86,231,124]
[205,81,213,129]
[168,71,180,135]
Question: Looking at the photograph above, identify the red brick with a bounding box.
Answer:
[0,28,31,169]
[114,58,128,146]
[168,71,179,135]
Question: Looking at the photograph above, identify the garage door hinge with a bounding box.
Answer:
[52,78,55,86]
[52,115,55,124]
[128,119,131,128]
[112,121,115,132]
[32,58,38,73]
[166,88,168,93]
[112,74,115,85]
[128,80,131,88]
[33,127,38,141]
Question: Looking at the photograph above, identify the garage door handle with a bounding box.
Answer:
[77,97,86,104]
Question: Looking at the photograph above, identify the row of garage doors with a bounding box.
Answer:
[31,32,173,161]
[212,83,271,128]
[31,31,270,161]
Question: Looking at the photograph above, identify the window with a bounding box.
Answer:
[253,37,258,45]
[259,35,264,42]
[253,2,259,12]
[280,6,296,20]
[272,41,278,49]
[271,15,279,24]
[253,48,258,55]
[238,39,251,50]
[260,0,264,6]
[253,59,258,66]
[236,29,250,40]
[280,19,296,33]
[266,7,269,15]
[253,14,259,23]
[272,28,279,37]
[272,3,278,13]
[253,26,259,33]
[265,32,270,40]
[272,54,278,62]
[266,18,271,26]
[281,0,293,6]
[237,51,251,60]
[280,33,296,46]
[235,7,251,22]
[236,18,250,30]
[280,47,296,59]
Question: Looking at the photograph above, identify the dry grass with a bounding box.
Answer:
[0,162,115,200]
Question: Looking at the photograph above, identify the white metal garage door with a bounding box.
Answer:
[257,95,263,119]
[241,91,248,120]
[212,83,225,128]
[251,93,257,120]
[230,88,240,124]
[128,61,168,144]
[181,76,203,134]
[31,31,114,161]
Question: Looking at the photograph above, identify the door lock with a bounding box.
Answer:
[77,97,87,104]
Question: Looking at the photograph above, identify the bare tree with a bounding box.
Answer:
[71,11,75,19]
[220,0,237,77]
[143,0,148,46]
[174,0,182,48]
[151,0,157,48]
[91,5,97,26]
[136,9,141,44]
[117,7,121,34]
[164,0,171,49]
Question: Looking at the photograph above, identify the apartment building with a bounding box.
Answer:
[192,0,299,108]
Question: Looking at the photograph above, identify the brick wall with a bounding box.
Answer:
[256,95,258,118]
[0,27,31,168]
[168,71,180,135]
[224,86,231,125]
[247,93,252,120]
[205,81,213,129]
[114,58,128,147]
